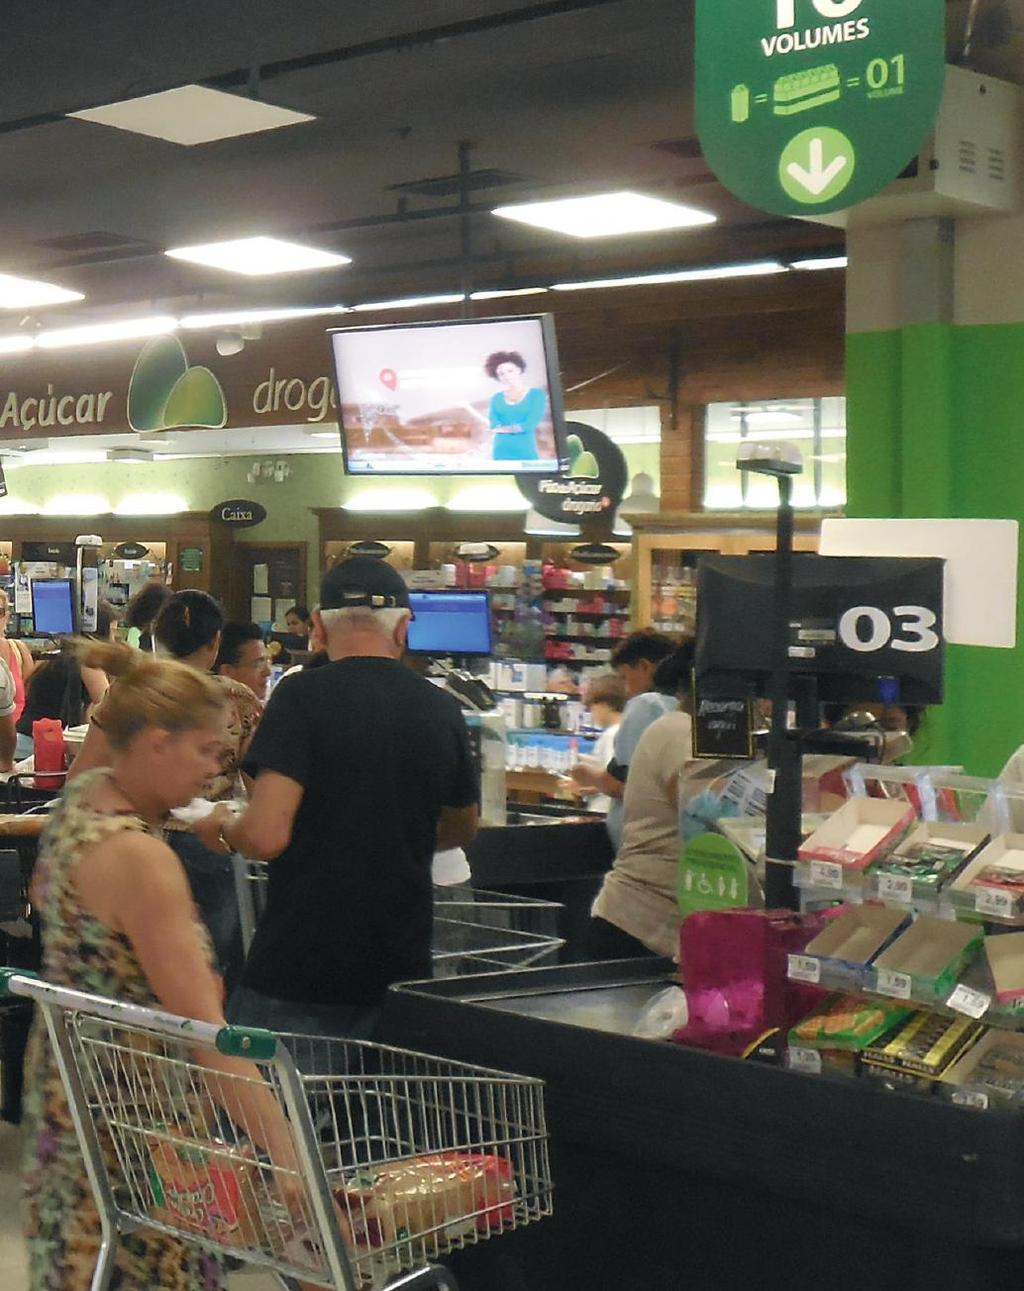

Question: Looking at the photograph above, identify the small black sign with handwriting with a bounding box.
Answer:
[211,499,267,528]
[113,541,149,560]
[693,690,755,760]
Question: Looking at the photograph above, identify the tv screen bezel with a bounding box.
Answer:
[31,577,77,636]
[328,312,569,477]
[406,589,494,657]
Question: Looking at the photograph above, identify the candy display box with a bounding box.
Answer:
[798,799,916,875]
[950,835,1024,920]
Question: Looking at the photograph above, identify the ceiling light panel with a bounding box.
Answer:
[68,85,315,147]
[166,236,350,277]
[469,287,548,301]
[0,335,35,354]
[0,273,83,308]
[493,191,717,239]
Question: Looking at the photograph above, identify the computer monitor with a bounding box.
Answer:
[406,591,493,657]
[31,578,77,636]
[695,553,945,705]
[330,314,567,475]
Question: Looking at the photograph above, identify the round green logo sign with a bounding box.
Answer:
[695,0,946,217]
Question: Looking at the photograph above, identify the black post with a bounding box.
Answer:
[764,474,801,910]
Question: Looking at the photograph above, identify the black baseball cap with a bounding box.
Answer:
[319,555,411,611]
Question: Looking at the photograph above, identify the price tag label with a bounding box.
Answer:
[876,968,912,1000]
[946,985,992,1019]
[877,874,913,904]
[788,954,821,985]
[809,861,844,891]
[787,1047,822,1076]
[953,1089,990,1111]
[976,888,1015,919]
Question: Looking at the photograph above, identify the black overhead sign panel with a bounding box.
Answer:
[211,499,267,528]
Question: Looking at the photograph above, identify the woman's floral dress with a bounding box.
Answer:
[21,770,223,1290]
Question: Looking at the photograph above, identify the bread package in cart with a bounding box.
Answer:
[335,1151,516,1253]
[147,1137,263,1248]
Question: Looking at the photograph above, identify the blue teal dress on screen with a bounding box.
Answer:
[490,387,547,461]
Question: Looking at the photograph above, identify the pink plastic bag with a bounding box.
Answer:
[671,908,827,1057]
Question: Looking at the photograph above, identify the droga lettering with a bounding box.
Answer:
[252,368,336,423]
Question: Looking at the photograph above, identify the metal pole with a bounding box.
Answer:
[764,473,800,909]
[458,140,473,319]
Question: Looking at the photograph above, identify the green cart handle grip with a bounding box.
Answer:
[215,1024,278,1061]
[0,968,38,997]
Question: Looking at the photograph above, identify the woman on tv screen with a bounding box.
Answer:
[486,349,547,462]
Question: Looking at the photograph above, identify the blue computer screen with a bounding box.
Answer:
[32,579,76,635]
[407,591,492,656]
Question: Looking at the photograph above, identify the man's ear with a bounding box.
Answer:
[394,612,410,649]
[311,609,328,650]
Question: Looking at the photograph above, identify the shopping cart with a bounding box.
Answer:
[4,970,553,1291]
[233,857,565,976]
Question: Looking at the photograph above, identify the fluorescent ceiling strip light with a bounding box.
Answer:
[167,235,351,276]
[180,304,347,328]
[493,191,717,238]
[469,287,548,301]
[553,261,787,291]
[36,315,178,349]
[791,255,848,271]
[0,273,83,308]
[0,335,35,354]
[351,294,464,313]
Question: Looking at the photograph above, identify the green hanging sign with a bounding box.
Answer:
[678,832,750,918]
[695,0,946,217]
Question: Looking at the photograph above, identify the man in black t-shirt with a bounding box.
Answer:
[201,557,479,1040]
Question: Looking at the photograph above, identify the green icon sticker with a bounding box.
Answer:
[678,833,750,919]
[779,126,855,204]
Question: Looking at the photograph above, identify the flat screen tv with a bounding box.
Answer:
[31,578,77,636]
[407,591,493,657]
[330,314,567,475]
[695,553,945,705]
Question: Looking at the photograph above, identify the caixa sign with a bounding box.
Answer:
[211,499,266,528]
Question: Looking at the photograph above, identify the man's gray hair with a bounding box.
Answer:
[318,605,409,637]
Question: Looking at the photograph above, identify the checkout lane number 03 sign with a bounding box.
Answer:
[695,0,946,217]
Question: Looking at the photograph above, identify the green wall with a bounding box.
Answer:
[847,321,1024,776]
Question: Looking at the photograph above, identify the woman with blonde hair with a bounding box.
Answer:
[22,641,304,1291]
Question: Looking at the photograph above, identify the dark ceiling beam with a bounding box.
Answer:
[0,0,633,136]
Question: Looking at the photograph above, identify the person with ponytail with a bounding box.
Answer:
[22,641,306,1291]
[71,590,262,987]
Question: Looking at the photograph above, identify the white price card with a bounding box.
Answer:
[787,1047,822,1075]
[877,874,913,904]
[953,1089,989,1111]
[788,954,821,985]
[809,860,844,891]
[875,968,912,1000]
[976,888,1015,919]
[946,985,992,1019]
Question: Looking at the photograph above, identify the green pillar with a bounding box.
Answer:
[845,220,1024,775]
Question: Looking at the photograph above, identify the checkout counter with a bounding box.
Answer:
[382,957,1024,1291]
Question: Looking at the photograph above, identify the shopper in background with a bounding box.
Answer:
[72,590,262,989]
[215,621,273,703]
[22,643,305,1291]
[122,580,172,652]
[573,673,626,815]
[584,643,700,960]
[284,604,313,639]
[0,586,35,735]
[0,657,18,771]
[570,629,678,849]
[197,556,479,1045]
[17,600,119,757]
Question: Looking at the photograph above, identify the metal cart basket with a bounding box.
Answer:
[4,970,552,1291]
[233,857,565,975]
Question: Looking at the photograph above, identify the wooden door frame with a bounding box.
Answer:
[226,539,308,624]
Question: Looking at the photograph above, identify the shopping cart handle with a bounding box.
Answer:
[0,968,38,998]
[215,1024,278,1061]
